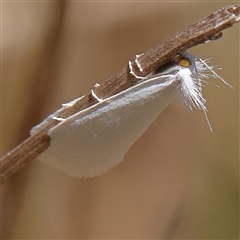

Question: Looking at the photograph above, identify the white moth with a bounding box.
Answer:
[31,52,230,178]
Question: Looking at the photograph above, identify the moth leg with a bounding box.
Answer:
[94,83,100,88]
[135,53,144,72]
[128,61,143,79]
[91,89,103,102]
[62,103,73,107]
[52,117,65,122]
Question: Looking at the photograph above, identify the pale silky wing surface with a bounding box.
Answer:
[37,52,228,178]
[30,96,84,135]
[38,74,180,177]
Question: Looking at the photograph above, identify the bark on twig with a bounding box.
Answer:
[1,5,239,184]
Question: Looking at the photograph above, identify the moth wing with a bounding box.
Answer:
[30,96,83,135]
[38,75,180,177]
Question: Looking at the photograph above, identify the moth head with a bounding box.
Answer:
[152,53,196,76]
[178,56,191,68]
[145,51,231,131]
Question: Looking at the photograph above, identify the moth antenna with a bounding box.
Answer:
[202,108,213,132]
[198,58,233,88]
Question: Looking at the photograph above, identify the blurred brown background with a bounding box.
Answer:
[1,1,239,239]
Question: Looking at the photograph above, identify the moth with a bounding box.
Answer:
[0,5,239,185]
[31,52,231,178]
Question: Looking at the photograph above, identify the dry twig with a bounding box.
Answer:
[1,5,239,184]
